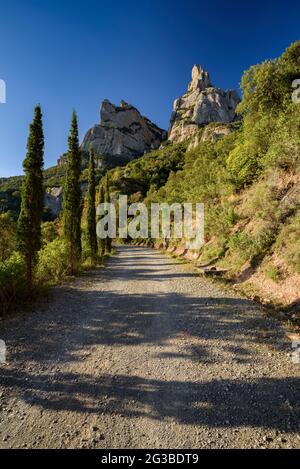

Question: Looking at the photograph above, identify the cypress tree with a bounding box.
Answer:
[105,174,112,253]
[87,146,97,261]
[63,111,82,274]
[17,105,44,289]
[97,182,106,257]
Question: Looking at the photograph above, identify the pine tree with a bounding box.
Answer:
[17,105,44,289]
[97,182,106,257]
[87,146,97,261]
[63,111,82,274]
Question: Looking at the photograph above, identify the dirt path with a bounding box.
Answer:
[0,246,299,449]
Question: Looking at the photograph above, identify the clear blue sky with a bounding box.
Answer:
[0,0,300,177]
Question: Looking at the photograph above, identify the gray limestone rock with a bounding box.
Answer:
[169,65,240,143]
[81,100,167,165]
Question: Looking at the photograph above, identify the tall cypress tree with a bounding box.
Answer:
[63,111,82,274]
[105,174,112,253]
[17,105,44,289]
[97,182,106,257]
[87,146,97,261]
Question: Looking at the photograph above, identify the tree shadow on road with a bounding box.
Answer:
[0,289,287,364]
[0,246,298,434]
[0,368,299,433]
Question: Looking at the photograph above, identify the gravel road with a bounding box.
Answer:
[0,246,299,449]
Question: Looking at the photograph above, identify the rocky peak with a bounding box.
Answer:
[169,65,240,143]
[81,100,166,166]
[188,65,211,92]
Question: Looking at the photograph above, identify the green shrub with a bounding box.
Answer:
[228,224,277,266]
[200,239,227,263]
[206,203,239,239]
[264,105,300,171]
[41,221,59,245]
[36,239,69,284]
[0,212,16,262]
[242,173,282,224]
[227,231,255,261]
[276,211,300,273]
[0,253,26,315]
[265,265,282,281]
[81,228,103,267]
[226,142,260,188]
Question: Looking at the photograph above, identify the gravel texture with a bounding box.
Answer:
[0,246,299,449]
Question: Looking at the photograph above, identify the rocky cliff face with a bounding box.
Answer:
[169,65,240,143]
[81,100,167,166]
[44,187,63,217]
[44,183,89,218]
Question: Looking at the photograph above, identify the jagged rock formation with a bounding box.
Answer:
[44,183,89,218]
[169,65,240,143]
[57,154,67,167]
[80,100,167,166]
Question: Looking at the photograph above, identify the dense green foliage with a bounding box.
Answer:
[227,42,300,187]
[108,141,187,200]
[97,183,106,257]
[43,164,67,187]
[0,252,26,315]
[36,238,69,284]
[0,213,16,262]
[86,147,98,261]
[63,112,82,274]
[0,176,23,192]
[107,42,300,284]
[17,105,45,288]
[104,174,112,254]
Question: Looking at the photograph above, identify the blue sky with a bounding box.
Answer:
[0,0,300,177]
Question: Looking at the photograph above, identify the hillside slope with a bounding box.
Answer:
[107,42,300,308]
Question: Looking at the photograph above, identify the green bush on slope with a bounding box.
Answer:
[275,211,300,273]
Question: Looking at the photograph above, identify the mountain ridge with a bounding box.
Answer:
[0,63,241,218]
